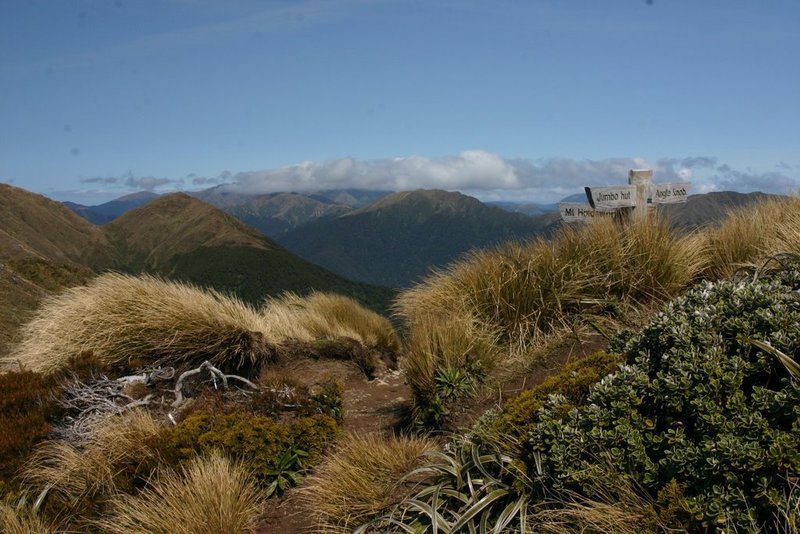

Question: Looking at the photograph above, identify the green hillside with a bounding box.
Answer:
[91,193,394,312]
[278,189,556,287]
[0,186,395,358]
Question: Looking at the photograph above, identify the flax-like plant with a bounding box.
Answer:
[358,438,531,534]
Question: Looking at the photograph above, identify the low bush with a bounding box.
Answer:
[0,354,108,495]
[300,433,438,533]
[490,351,624,451]
[166,410,338,494]
[526,261,800,529]
[94,452,265,534]
[0,371,61,495]
[251,372,344,422]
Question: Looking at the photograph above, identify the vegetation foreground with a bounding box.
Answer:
[2,197,800,533]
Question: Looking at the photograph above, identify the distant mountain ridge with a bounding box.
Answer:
[225,193,353,238]
[64,191,160,225]
[277,189,558,288]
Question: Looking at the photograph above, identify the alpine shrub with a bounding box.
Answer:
[166,410,337,493]
[528,263,800,529]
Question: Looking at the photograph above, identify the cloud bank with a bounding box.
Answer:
[65,151,797,205]
[209,151,797,203]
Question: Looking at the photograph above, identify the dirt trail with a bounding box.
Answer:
[258,334,607,532]
[257,360,411,533]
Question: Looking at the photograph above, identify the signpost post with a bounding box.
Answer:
[560,169,690,223]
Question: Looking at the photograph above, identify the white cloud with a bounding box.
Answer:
[216,152,799,203]
[59,151,798,205]
[229,150,520,195]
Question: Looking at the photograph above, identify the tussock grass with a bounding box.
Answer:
[698,196,800,279]
[22,410,164,517]
[94,452,265,534]
[7,272,271,373]
[0,502,53,534]
[262,292,399,353]
[396,216,702,423]
[299,433,438,533]
[402,311,502,400]
[7,273,399,375]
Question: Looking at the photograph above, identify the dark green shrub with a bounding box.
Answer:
[493,351,623,444]
[527,266,800,529]
[166,410,338,492]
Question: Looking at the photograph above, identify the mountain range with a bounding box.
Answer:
[62,186,780,288]
[0,184,394,357]
[276,189,559,287]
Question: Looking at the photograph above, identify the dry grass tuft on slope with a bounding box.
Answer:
[261,292,400,354]
[299,433,438,533]
[21,410,165,521]
[6,272,272,374]
[395,215,703,424]
[94,452,265,534]
[0,502,54,534]
[6,272,400,375]
[697,195,800,279]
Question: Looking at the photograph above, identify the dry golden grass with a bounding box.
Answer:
[402,311,503,398]
[262,292,400,353]
[527,467,672,534]
[94,452,265,534]
[22,410,164,516]
[0,502,53,534]
[299,433,438,533]
[698,196,800,279]
[6,272,271,373]
[396,215,703,413]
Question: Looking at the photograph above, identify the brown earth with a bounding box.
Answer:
[257,357,410,533]
[257,332,608,533]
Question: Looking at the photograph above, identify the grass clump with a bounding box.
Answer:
[22,410,167,526]
[267,292,400,353]
[698,196,800,279]
[397,216,701,427]
[7,272,272,374]
[0,501,54,534]
[261,291,401,375]
[94,452,265,534]
[402,312,501,427]
[300,433,438,533]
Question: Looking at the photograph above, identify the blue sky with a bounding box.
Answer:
[1,0,798,204]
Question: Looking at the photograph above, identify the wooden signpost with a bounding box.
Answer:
[559,169,690,223]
